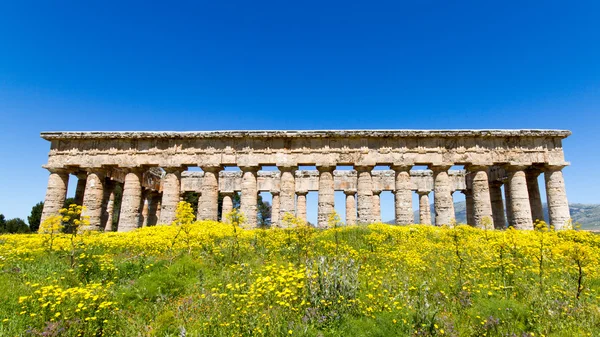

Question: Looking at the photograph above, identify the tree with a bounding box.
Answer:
[0,214,5,233]
[28,201,44,232]
[257,195,272,228]
[2,218,30,233]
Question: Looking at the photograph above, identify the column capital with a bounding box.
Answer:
[45,167,71,174]
[271,190,280,196]
[83,167,108,175]
[391,165,412,172]
[416,190,431,196]
[354,165,374,172]
[465,164,490,172]
[543,164,567,172]
[163,166,187,174]
[428,164,452,172]
[296,190,308,196]
[220,191,235,197]
[344,190,357,196]
[503,164,530,172]
[200,165,223,173]
[277,165,298,172]
[316,165,335,172]
[372,189,382,195]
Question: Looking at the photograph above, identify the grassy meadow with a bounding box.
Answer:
[0,204,599,336]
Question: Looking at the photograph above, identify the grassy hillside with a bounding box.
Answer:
[1,218,599,336]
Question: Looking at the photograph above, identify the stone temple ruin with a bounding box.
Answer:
[39,130,571,231]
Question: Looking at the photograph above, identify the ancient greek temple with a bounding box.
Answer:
[39,130,571,231]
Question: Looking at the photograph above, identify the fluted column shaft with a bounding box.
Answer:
[356,166,374,224]
[296,192,308,222]
[197,166,220,221]
[141,190,150,227]
[74,173,87,206]
[221,192,234,222]
[417,191,432,225]
[118,170,143,232]
[345,191,357,225]
[526,169,545,222]
[278,166,297,224]
[271,192,280,226]
[544,166,570,229]
[41,169,70,225]
[240,166,259,228]
[507,166,533,229]
[470,166,494,229]
[372,191,381,223]
[81,170,106,230]
[159,168,183,224]
[489,182,506,229]
[103,182,116,231]
[464,189,474,226]
[504,180,513,225]
[317,166,335,228]
[147,192,161,227]
[393,166,413,225]
[430,166,455,226]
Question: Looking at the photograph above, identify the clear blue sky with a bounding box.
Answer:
[1,1,599,225]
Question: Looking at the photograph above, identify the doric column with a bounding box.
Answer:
[240,166,259,228]
[278,166,297,224]
[393,165,413,225]
[544,165,571,229]
[344,191,357,225]
[74,172,87,206]
[504,179,513,225]
[221,192,234,222]
[463,189,474,226]
[526,168,545,223]
[270,191,280,226]
[489,182,506,229]
[469,165,494,229]
[141,190,150,227]
[430,165,455,226]
[372,190,382,223]
[41,168,70,225]
[296,191,308,222]
[147,191,161,227]
[197,165,221,221]
[417,191,432,225]
[103,181,116,231]
[356,166,374,224]
[506,166,533,229]
[118,169,144,232]
[317,166,335,228]
[81,169,106,230]
[160,167,184,224]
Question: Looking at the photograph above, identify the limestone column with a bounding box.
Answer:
[393,165,413,225]
[74,172,87,206]
[469,166,494,229]
[417,191,432,225]
[317,166,335,228]
[118,169,143,232]
[197,165,221,221]
[506,166,533,229]
[296,191,308,222]
[489,182,506,229]
[463,189,474,226]
[526,169,545,223]
[278,166,297,225]
[80,169,106,230]
[504,179,513,226]
[345,191,357,225]
[148,192,161,226]
[430,165,455,226]
[372,190,382,223]
[356,166,374,224]
[240,166,259,228]
[141,191,150,227]
[103,182,116,231]
[41,168,70,225]
[221,192,234,222]
[159,167,184,224]
[544,166,571,229]
[271,191,280,226]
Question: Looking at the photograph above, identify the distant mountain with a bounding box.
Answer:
[386,202,600,230]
